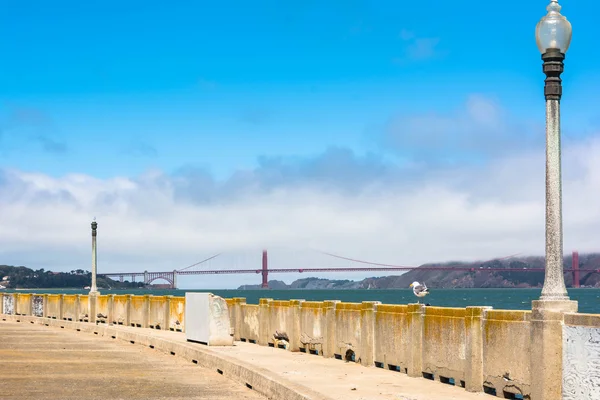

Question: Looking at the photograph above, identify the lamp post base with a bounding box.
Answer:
[532,298,578,313]
[89,291,100,324]
[530,298,577,400]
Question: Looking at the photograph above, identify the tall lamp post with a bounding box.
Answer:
[90,219,99,295]
[530,4,577,398]
[535,0,576,307]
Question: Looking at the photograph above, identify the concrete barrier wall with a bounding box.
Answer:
[62,295,78,320]
[483,310,531,396]
[79,295,90,321]
[2,293,186,330]
[112,295,129,325]
[129,295,147,327]
[5,292,600,399]
[16,293,32,316]
[168,296,185,332]
[299,301,325,354]
[423,307,466,385]
[239,304,259,343]
[333,302,362,360]
[268,300,293,345]
[148,295,165,329]
[46,294,61,318]
[374,304,410,371]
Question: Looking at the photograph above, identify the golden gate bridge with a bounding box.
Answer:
[98,250,595,289]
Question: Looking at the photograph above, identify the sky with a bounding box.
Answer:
[1,0,600,289]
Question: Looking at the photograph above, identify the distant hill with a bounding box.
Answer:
[237,253,600,290]
[0,265,143,289]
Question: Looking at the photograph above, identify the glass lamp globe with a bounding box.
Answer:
[535,0,572,54]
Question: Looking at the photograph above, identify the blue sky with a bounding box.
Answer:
[1,1,600,287]
[1,0,598,179]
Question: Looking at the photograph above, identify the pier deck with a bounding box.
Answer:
[0,322,265,400]
[0,317,486,400]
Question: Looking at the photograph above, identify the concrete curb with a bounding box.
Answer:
[0,315,331,400]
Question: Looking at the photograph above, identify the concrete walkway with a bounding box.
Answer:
[0,322,265,400]
[143,326,488,400]
[0,316,487,400]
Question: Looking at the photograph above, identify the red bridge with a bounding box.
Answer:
[99,250,595,289]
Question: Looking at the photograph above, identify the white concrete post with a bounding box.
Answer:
[289,299,304,352]
[142,295,151,328]
[163,296,172,330]
[360,301,380,366]
[322,300,340,358]
[233,298,246,341]
[465,306,492,392]
[13,293,20,315]
[42,294,48,318]
[125,294,132,327]
[58,294,65,320]
[107,295,115,325]
[407,303,425,378]
[258,298,273,346]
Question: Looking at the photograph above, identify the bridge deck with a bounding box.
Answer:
[0,322,265,400]
[1,317,486,400]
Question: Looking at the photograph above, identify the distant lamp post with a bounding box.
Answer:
[90,219,99,295]
[535,0,572,302]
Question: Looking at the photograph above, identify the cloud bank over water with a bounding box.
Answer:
[1,135,599,288]
[1,95,599,288]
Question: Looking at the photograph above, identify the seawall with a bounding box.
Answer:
[2,292,599,399]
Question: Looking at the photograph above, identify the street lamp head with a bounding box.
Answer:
[536,0,572,55]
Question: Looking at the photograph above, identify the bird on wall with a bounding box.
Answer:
[409,281,429,303]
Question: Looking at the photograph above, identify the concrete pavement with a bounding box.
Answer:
[0,322,265,400]
[0,316,487,400]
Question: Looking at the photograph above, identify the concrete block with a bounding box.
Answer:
[185,292,233,346]
[258,298,273,346]
[2,294,14,315]
[407,303,425,378]
[563,324,600,399]
[465,306,491,392]
[32,295,44,317]
[530,300,577,400]
[360,301,380,366]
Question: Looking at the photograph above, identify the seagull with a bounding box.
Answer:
[409,281,429,302]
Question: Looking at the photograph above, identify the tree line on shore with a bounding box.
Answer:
[0,265,143,289]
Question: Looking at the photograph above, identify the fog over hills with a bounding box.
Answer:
[238,253,600,289]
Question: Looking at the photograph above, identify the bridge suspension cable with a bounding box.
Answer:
[313,249,523,269]
[177,253,222,272]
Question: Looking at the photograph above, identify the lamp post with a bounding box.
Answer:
[531,5,577,397]
[90,219,99,295]
[535,0,573,303]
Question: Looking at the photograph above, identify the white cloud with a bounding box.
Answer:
[1,132,599,289]
[384,94,543,161]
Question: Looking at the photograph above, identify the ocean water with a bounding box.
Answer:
[5,288,600,314]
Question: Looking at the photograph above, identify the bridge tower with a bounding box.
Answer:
[172,270,178,289]
[572,251,580,288]
[144,270,148,284]
[261,250,269,288]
